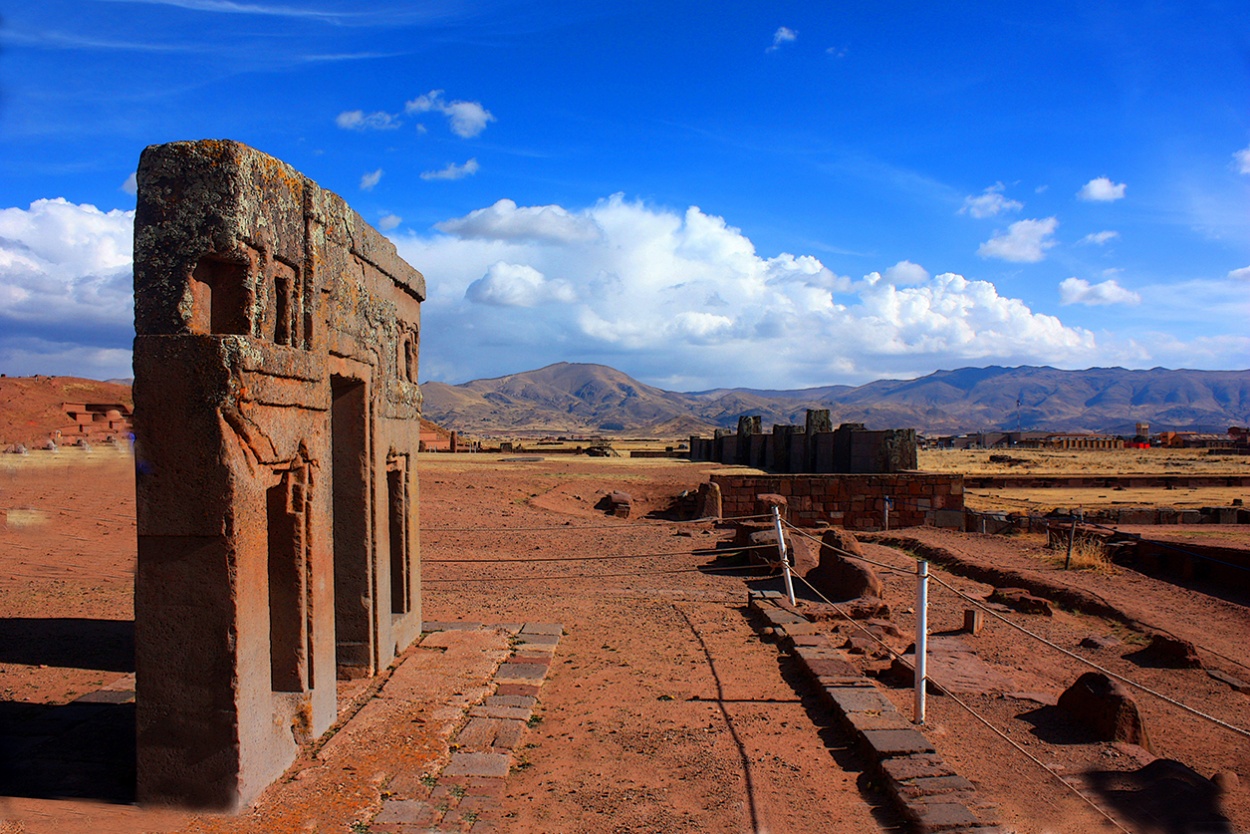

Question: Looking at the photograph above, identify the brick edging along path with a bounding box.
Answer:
[369,622,562,834]
[747,591,1003,834]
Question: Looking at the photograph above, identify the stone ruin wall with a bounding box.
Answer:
[709,473,964,530]
[132,140,424,809]
[689,412,919,475]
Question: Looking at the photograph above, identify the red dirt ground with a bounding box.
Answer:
[1,449,1247,833]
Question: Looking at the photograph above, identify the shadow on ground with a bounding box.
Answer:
[1085,759,1232,834]
[0,617,134,672]
[0,700,135,803]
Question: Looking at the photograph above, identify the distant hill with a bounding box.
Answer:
[0,375,133,446]
[421,363,1250,436]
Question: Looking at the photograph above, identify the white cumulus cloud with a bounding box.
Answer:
[977,217,1059,262]
[1059,277,1141,306]
[120,172,138,196]
[1234,145,1250,175]
[960,183,1022,219]
[360,168,383,190]
[0,198,136,375]
[768,26,797,52]
[378,214,402,232]
[420,158,480,181]
[1229,266,1250,281]
[335,109,400,131]
[394,196,1120,387]
[405,90,494,138]
[437,198,601,244]
[1078,230,1119,245]
[465,262,576,307]
[1078,176,1127,202]
[883,260,930,285]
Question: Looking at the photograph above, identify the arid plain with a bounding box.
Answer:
[1,443,1248,833]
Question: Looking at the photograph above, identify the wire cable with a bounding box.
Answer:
[788,571,1131,833]
[421,512,774,533]
[925,571,1250,741]
[424,543,776,564]
[424,562,776,583]
[784,525,1250,740]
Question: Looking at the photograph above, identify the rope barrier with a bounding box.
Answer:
[924,572,1250,741]
[788,572,1131,833]
[423,562,772,583]
[421,512,773,533]
[774,521,1250,741]
[424,543,776,564]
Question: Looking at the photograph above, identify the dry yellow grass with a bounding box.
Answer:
[918,447,1250,476]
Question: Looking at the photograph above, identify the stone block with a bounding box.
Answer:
[904,799,980,832]
[444,752,511,779]
[825,686,895,715]
[133,140,426,810]
[880,754,957,782]
[861,728,937,757]
[522,622,564,636]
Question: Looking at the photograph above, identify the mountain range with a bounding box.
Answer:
[420,363,1250,437]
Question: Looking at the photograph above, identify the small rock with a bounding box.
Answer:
[1058,671,1151,750]
[1080,635,1121,651]
[1143,633,1202,669]
[1212,771,1239,794]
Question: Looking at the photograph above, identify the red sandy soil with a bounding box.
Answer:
[1,449,1247,832]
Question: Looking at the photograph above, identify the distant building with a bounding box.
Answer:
[60,402,132,443]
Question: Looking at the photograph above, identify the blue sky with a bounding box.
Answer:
[1,1,1248,389]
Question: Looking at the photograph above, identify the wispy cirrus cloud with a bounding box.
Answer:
[359,168,383,190]
[977,217,1058,263]
[1078,230,1118,246]
[420,159,480,181]
[336,109,400,130]
[97,0,358,22]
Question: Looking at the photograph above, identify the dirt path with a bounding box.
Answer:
[420,455,892,833]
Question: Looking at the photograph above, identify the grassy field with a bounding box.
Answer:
[917,447,1250,476]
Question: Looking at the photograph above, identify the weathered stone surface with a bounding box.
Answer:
[695,481,722,519]
[806,529,882,602]
[825,686,895,715]
[444,752,510,779]
[1207,668,1250,693]
[861,728,937,757]
[1144,633,1202,669]
[988,587,1052,615]
[133,140,425,810]
[880,754,957,782]
[520,622,563,636]
[904,799,980,832]
[1058,672,1152,749]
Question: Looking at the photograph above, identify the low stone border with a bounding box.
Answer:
[368,621,562,834]
[748,591,1001,834]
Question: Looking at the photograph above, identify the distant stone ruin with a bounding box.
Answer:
[689,411,918,474]
[132,140,425,810]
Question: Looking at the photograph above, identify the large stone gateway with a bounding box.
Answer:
[132,140,425,809]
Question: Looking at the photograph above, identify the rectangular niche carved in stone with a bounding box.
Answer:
[190,253,253,336]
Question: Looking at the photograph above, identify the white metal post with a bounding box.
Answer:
[914,560,929,725]
[772,506,796,606]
